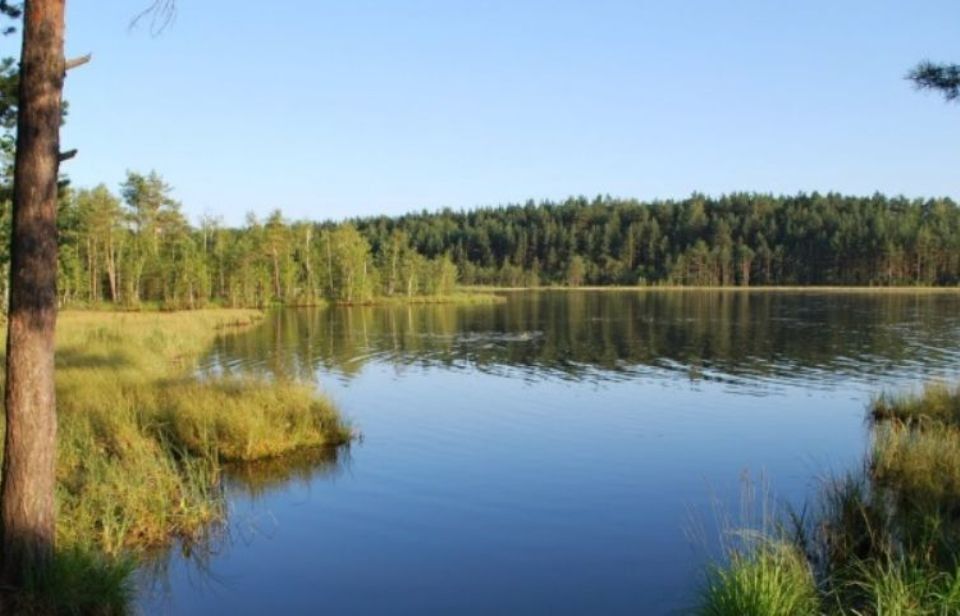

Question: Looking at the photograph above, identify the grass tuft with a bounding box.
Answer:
[700,541,819,616]
[157,377,350,461]
[872,421,960,506]
[870,383,960,426]
[850,559,960,616]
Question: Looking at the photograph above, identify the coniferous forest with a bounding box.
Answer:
[356,193,960,288]
[33,179,960,309]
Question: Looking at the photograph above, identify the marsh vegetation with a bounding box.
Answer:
[701,383,960,615]
[4,309,350,613]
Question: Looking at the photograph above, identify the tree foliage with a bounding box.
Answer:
[46,185,960,309]
[54,171,463,308]
[352,193,960,288]
[909,61,960,102]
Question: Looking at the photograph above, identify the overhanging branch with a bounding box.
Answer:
[65,54,91,72]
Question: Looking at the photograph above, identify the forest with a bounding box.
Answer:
[22,181,960,309]
[42,173,460,308]
[354,193,960,288]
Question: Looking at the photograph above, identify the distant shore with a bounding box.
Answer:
[331,292,507,307]
[458,284,960,294]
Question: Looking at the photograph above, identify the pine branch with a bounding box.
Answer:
[908,61,960,102]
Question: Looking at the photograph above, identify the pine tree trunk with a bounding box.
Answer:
[1,0,65,586]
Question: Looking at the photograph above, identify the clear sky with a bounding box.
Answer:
[14,1,960,225]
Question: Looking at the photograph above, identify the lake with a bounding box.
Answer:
[136,290,960,614]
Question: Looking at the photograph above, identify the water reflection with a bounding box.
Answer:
[224,445,347,499]
[203,291,960,388]
[140,291,960,615]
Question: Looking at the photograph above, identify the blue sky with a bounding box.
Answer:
[21,1,960,224]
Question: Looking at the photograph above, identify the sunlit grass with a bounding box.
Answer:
[0,309,350,611]
[700,541,819,616]
[872,421,960,505]
[40,310,351,553]
[849,559,960,616]
[872,383,960,426]
[700,383,960,615]
[157,377,349,461]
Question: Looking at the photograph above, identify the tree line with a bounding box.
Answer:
[3,185,955,309]
[28,172,457,308]
[353,193,960,288]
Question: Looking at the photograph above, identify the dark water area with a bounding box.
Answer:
[137,290,960,614]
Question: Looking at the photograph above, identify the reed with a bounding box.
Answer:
[700,541,819,616]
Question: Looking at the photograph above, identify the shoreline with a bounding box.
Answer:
[458,284,960,294]
[54,292,507,314]
[9,309,352,612]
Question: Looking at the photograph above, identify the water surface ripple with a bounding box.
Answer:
[139,291,960,614]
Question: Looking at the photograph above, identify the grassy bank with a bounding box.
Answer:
[62,291,505,312]
[2,309,350,612]
[699,383,960,614]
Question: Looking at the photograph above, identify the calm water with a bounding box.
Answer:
[137,291,960,614]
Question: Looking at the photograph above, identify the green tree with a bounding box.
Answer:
[74,185,123,302]
[566,255,586,287]
[120,170,182,304]
[328,224,375,303]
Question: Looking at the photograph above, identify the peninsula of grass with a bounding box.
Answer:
[0,310,349,582]
[699,383,960,615]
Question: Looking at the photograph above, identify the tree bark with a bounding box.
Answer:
[1,0,65,586]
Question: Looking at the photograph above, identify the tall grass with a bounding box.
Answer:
[13,547,136,615]
[699,383,960,615]
[700,541,819,616]
[0,309,350,612]
[873,421,960,505]
[871,383,960,426]
[850,559,960,616]
[45,310,351,552]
